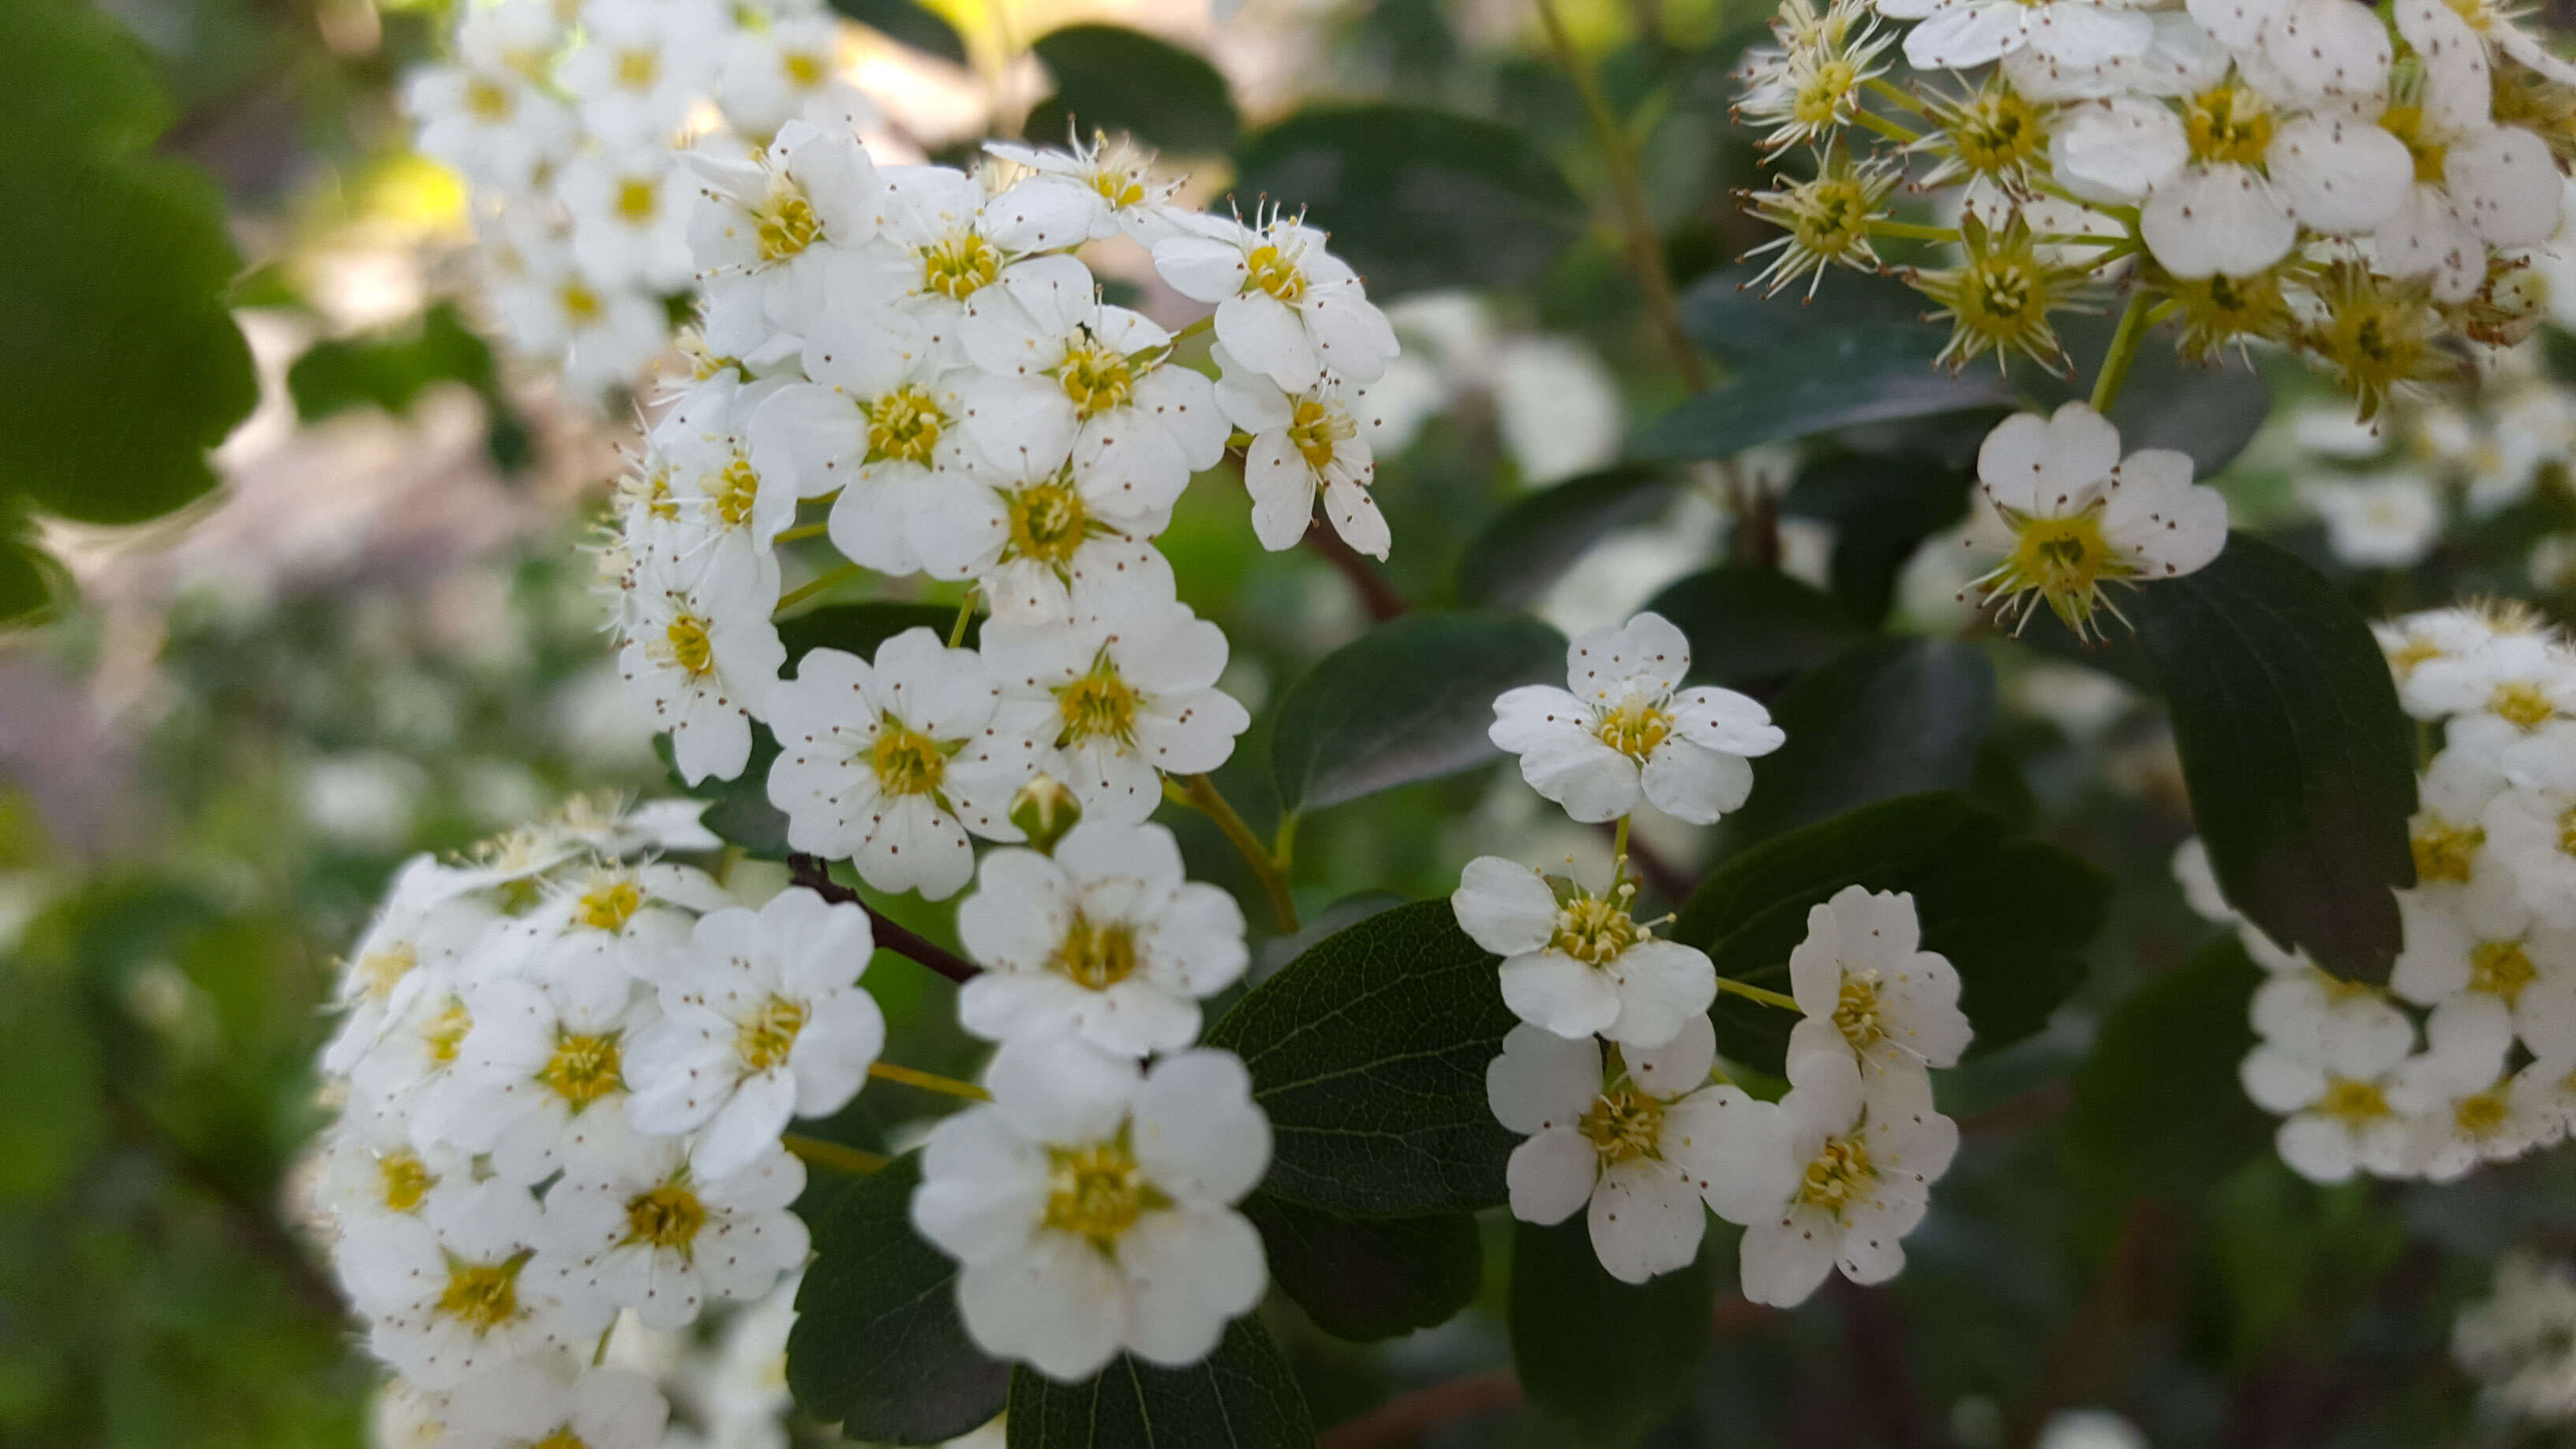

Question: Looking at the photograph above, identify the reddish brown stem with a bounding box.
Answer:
[788,854,981,983]
[1318,1370,1524,1449]
[1303,516,1409,621]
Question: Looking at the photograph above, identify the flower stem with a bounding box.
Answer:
[778,521,830,544]
[1852,108,1920,145]
[2088,289,2155,414]
[1869,219,1958,245]
[1612,814,1632,871]
[949,586,979,647]
[786,853,983,983]
[1714,976,1802,1012]
[868,1060,993,1101]
[1171,773,1300,933]
[775,562,864,614]
[1863,77,1930,115]
[782,1133,889,1175]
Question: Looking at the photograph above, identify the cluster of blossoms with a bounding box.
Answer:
[311,798,881,1446]
[1455,612,1973,1303]
[2181,602,2576,1181]
[407,0,876,395]
[2454,1250,2576,1422]
[1734,0,2576,417]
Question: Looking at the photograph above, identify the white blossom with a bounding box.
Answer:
[545,1136,810,1328]
[1784,886,1972,1108]
[1214,346,1391,558]
[1728,1048,1959,1308]
[617,534,784,786]
[338,1178,609,1390]
[1151,211,1399,391]
[1452,856,1716,1048]
[442,1357,670,1449]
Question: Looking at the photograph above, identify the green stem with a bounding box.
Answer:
[775,562,863,614]
[1612,814,1632,871]
[1171,773,1300,933]
[2088,290,2155,414]
[1863,77,1930,115]
[777,521,829,544]
[869,1060,992,1101]
[1869,219,1958,245]
[1852,108,1920,145]
[1714,977,1803,1013]
[783,1133,889,1174]
[949,586,979,647]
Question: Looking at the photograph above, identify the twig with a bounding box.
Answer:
[787,854,981,983]
[1958,1079,2074,1139]
[1169,774,1301,933]
[1829,1276,1934,1449]
[1599,820,1694,904]
[1318,1370,1524,1449]
[1302,517,1409,621]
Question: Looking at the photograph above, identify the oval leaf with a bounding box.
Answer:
[2065,934,2273,1212]
[2031,313,2272,477]
[1632,328,2012,462]
[2118,534,2417,982]
[1721,636,1995,844]
[788,1152,1011,1444]
[1642,565,1857,690]
[1268,612,1565,816]
[1004,1317,1312,1448]
[1229,105,1583,297]
[1671,792,2107,1067]
[1456,466,1677,608]
[777,599,974,660]
[1026,24,1239,153]
[1204,898,1518,1215]
[1781,454,1973,627]
[1243,1193,1482,1342]
[1511,1216,1713,1446]
[826,0,968,63]
[1679,262,1935,362]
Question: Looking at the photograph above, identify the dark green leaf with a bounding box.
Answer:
[1025,25,1239,153]
[1243,1193,1481,1341]
[776,600,975,661]
[1456,466,1676,608]
[1204,899,1519,1215]
[1722,637,1995,843]
[2118,534,2417,982]
[788,1152,1010,1444]
[0,0,173,159]
[0,961,100,1201]
[1783,453,1973,627]
[1229,105,1583,297]
[1004,1316,1313,1448]
[1632,328,2012,462]
[1268,612,1565,816]
[1510,1216,1713,1447]
[657,728,791,860]
[1679,262,1934,362]
[2065,934,2272,1208]
[0,528,69,627]
[826,0,968,63]
[1642,565,1857,690]
[1671,792,2106,1066]
[287,304,497,423]
[2033,313,2272,477]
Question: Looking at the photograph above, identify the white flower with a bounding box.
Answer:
[2003,9,2228,101]
[958,255,1229,513]
[853,165,1101,338]
[762,627,1036,899]
[688,118,887,362]
[2368,31,2563,301]
[2241,1041,2417,1181]
[717,14,863,139]
[1784,886,1972,1106]
[980,572,1251,825]
[2402,1067,2555,1181]
[616,536,785,786]
[2484,754,2576,929]
[372,1376,451,1449]
[1493,336,1627,487]
[322,856,499,1078]
[749,301,964,575]
[443,1357,669,1449]
[2377,603,2548,717]
[561,149,697,293]
[2301,470,2443,570]
[2394,881,2576,1057]
[559,0,725,147]
[910,1038,1271,1381]
[1487,1017,1791,1284]
[955,820,1249,1057]
[337,1178,609,1390]
[2455,1252,2576,1421]
[2250,967,2416,1070]
[1489,611,1785,825]
[905,429,1176,625]
[1151,211,1400,391]
[986,133,1189,245]
[429,953,658,1183]
[627,888,885,1178]
[354,967,488,1148]
[544,1136,810,1328]
[496,859,732,986]
[1451,856,1716,1048]
[1877,0,2151,74]
[1967,402,2228,638]
[316,1111,473,1231]
[1214,346,1391,558]
[489,245,671,395]
[406,2,575,192]
[2409,745,2508,900]
[2412,633,2576,760]
[656,372,808,558]
[1729,1048,1959,1308]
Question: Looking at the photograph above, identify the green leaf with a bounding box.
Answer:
[1004,1316,1313,1448]
[826,0,968,63]
[1678,262,1934,362]
[1229,105,1583,298]
[1632,328,2012,462]
[1267,612,1565,816]
[1025,25,1239,153]
[0,960,101,1201]
[788,1152,1011,1444]
[1455,466,1676,608]
[1641,565,1857,690]
[0,527,69,627]
[657,728,791,860]
[1721,637,1995,844]
[1510,1216,1712,1447]
[2118,534,2417,982]
[1782,453,1973,627]
[1204,899,1519,1215]
[777,600,976,661]
[2064,934,2272,1209]
[287,304,497,423]
[0,0,173,159]
[1671,792,2106,1066]
[1243,1193,1482,1342]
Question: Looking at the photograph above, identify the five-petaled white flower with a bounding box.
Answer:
[687,118,886,362]
[1214,346,1392,559]
[338,1178,608,1391]
[543,1135,810,1329]
[1784,886,1973,1109]
[1452,856,1717,1049]
[750,301,966,575]
[1151,211,1400,392]
[441,1357,670,1449]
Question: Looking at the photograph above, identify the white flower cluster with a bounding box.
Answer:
[1735,0,2576,415]
[2455,1251,2576,1422]
[2187,602,2576,1182]
[1451,612,1970,1303]
[313,799,878,1445]
[407,0,876,395]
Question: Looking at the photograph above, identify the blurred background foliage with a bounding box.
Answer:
[11,0,2576,1443]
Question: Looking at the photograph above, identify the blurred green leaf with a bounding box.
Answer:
[1268,612,1563,816]
[1204,899,1518,1215]
[0,964,100,1202]
[1229,105,1583,298]
[287,304,496,423]
[1633,328,2011,462]
[1510,1216,1713,1447]
[826,0,968,63]
[1671,792,2106,1066]
[2065,934,2272,1208]
[2033,314,2273,477]
[1455,466,1676,608]
[1004,1316,1312,1448]
[0,528,68,624]
[1243,1193,1481,1342]
[776,600,975,660]
[1025,25,1239,153]
[1783,453,1973,627]
[0,0,173,159]
[1679,263,1934,362]
[2119,534,2417,983]
[1723,637,1995,843]
[1642,565,1857,690]
[788,1151,1010,1443]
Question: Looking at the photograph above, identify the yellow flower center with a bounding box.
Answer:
[2455,1088,2510,1137]
[1287,398,1348,470]
[754,188,821,263]
[1950,85,2045,177]
[870,720,949,796]
[2317,1076,2390,1125]
[615,178,659,223]
[466,78,516,121]
[559,283,602,324]
[1057,657,1140,747]
[1551,889,1642,964]
[1579,1087,1666,1164]
[2560,804,2576,857]
[1092,168,1146,210]
[1058,339,1135,418]
[783,51,828,86]
[623,1181,708,1251]
[615,47,659,89]
[1053,913,1141,989]
[865,385,944,465]
[2490,680,2557,731]
[425,999,473,1065]
[2311,267,2439,422]
[356,944,417,1002]
[531,1430,589,1449]
[1786,175,1878,260]
[1798,1134,1876,1213]
[712,455,762,528]
[1005,476,1091,566]
[1245,243,1307,303]
[2469,940,2539,1005]
[2380,104,2450,183]
[1593,694,1674,759]
[380,1152,434,1212]
[666,616,717,677]
[436,1255,526,1333]
[737,994,807,1072]
[1044,1137,1165,1252]
[2412,818,2485,884]
[578,878,645,932]
[1793,58,1859,127]
[1985,504,2131,638]
[1834,973,1885,1052]
[537,1032,623,1107]
[2185,84,2275,167]
[922,231,1002,300]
